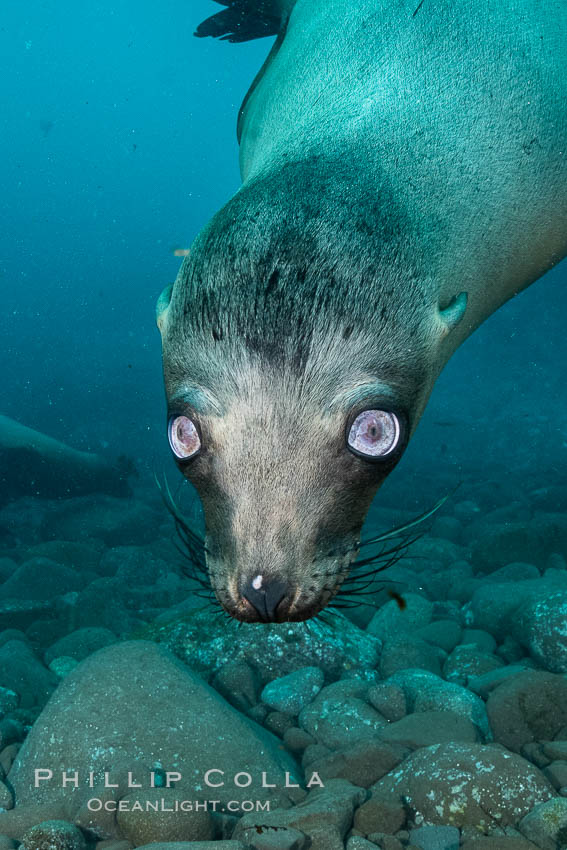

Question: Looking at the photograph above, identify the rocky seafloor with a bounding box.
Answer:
[0,477,567,850]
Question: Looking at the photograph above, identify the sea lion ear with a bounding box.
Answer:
[438,291,468,336]
[156,284,173,335]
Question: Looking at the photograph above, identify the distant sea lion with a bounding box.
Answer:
[156,0,567,622]
[0,415,132,506]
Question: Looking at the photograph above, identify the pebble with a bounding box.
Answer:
[519,797,567,850]
[261,666,324,715]
[21,821,86,850]
[486,670,567,751]
[366,593,433,640]
[371,743,554,830]
[409,825,460,850]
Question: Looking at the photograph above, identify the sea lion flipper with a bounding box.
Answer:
[195,0,291,43]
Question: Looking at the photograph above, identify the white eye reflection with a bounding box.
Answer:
[347,410,401,458]
[168,415,201,460]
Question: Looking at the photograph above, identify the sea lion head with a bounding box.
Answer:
[157,162,467,622]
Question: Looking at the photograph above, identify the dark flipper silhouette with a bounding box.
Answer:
[195,0,291,42]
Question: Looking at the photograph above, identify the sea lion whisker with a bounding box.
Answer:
[358,495,450,546]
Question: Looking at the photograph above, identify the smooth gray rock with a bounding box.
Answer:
[261,667,324,715]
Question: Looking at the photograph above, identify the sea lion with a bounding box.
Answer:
[0,415,132,505]
[157,0,567,623]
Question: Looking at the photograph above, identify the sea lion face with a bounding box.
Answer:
[161,334,424,623]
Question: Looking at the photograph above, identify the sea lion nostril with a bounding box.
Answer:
[241,575,288,621]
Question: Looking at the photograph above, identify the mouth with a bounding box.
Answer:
[157,476,448,624]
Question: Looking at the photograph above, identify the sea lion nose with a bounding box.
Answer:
[241,574,288,622]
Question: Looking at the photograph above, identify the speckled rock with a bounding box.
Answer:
[47,656,79,678]
[470,523,548,572]
[367,594,433,640]
[0,642,303,841]
[21,820,86,850]
[261,667,324,715]
[486,670,567,752]
[465,575,567,640]
[443,646,503,684]
[370,743,554,831]
[299,688,386,749]
[367,682,407,722]
[238,826,310,850]
[145,608,380,682]
[134,844,246,850]
[519,797,567,849]
[514,590,567,672]
[384,669,490,739]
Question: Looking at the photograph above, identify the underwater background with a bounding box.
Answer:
[1,1,567,849]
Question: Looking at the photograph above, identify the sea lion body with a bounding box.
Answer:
[158,0,567,622]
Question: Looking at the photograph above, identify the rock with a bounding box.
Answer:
[0,560,17,583]
[443,646,502,684]
[367,683,407,722]
[44,628,117,666]
[467,664,530,699]
[307,739,406,787]
[42,496,161,546]
[384,669,490,739]
[241,826,310,850]
[0,630,29,650]
[264,711,294,737]
[103,546,169,585]
[0,558,84,601]
[116,788,215,845]
[48,657,79,678]
[370,743,554,830]
[542,741,567,761]
[299,688,385,749]
[542,760,567,790]
[488,562,541,582]
[367,594,433,641]
[409,825,460,850]
[367,836,404,850]
[261,667,324,715]
[145,608,380,681]
[0,600,53,632]
[519,797,567,850]
[414,621,462,653]
[283,727,315,755]
[460,838,538,849]
[354,793,406,834]
[465,575,567,640]
[0,640,56,708]
[0,781,13,810]
[134,844,246,850]
[486,670,567,752]
[379,637,442,678]
[24,541,102,572]
[460,629,497,653]
[71,587,132,635]
[470,523,547,572]
[347,838,378,850]
[233,779,367,842]
[21,821,86,850]
[515,590,567,672]
[0,642,303,841]
[0,689,17,719]
[378,710,479,749]
[213,661,261,712]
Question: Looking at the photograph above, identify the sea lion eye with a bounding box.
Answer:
[168,415,201,460]
[347,410,401,459]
